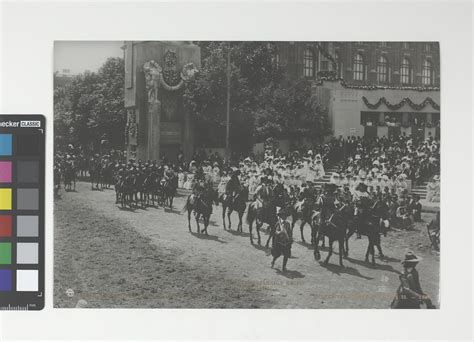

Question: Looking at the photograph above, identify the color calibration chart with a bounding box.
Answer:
[0,115,45,310]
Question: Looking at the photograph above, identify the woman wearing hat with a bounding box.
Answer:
[391,252,435,309]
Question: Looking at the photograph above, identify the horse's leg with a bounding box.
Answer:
[324,238,334,265]
[311,224,316,246]
[256,221,263,245]
[204,215,209,235]
[227,208,232,230]
[195,213,200,234]
[345,227,354,258]
[314,232,321,261]
[222,205,227,229]
[291,214,297,235]
[265,224,274,248]
[282,255,288,272]
[371,240,376,266]
[187,208,192,232]
[300,220,306,243]
[249,219,254,244]
[238,211,243,232]
[271,254,279,268]
[338,238,344,267]
[365,240,371,263]
[376,243,384,259]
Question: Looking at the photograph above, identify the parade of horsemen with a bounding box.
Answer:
[55,132,439,309]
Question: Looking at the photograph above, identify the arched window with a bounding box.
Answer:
[303,49,315,77]
[400,58,411,84]
[422,59,432,85]
[377,56,388,83]
[353,53,365,81]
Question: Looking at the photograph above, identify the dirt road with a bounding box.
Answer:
[54,182,440,308]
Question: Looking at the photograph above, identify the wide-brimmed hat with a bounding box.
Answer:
[401,251,422,265]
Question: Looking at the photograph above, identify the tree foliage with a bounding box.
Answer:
[184,42,330,151]
[54,57,125,152]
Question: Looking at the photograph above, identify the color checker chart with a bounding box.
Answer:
[0,115,45,310]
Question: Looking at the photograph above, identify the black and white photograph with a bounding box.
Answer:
[53,40,441,309]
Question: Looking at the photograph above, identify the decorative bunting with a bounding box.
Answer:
[362,96,440,111]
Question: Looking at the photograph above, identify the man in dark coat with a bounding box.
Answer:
[225,170,241,201]
[271,208,293,272]
[391,252,435,309]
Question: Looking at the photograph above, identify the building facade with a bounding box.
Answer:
[274,42,440,139]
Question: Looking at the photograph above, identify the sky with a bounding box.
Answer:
[54,41,123,74]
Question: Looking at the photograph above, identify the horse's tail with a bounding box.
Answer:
[246,202,255,225]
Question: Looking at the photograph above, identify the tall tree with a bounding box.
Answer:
[184,42,329,152]
[54,57,125,152]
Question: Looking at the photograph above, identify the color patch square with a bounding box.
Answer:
[17,243,38,264]
[0,161,12,183]
[0,215,12,237]
[17,188,39,210]
[17,215,39,237]
[0,134,12,156]
[0,269,12,291]
[0,242,12,264]
[0,188,12,210]
[16,270,38,292]
[17,161,39,183]
[16,134,40,156]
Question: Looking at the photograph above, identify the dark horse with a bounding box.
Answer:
[219,185,249,232]
[345,199,390,266]
[290,197,317,244]
[63,162,77,192]
[117,173,137,209]
[182,187,219,235]
[313,205,347,267]
[246,183,287,247]
[160,174,178,209]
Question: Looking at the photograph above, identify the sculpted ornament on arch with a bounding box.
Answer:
[143,59,199,103]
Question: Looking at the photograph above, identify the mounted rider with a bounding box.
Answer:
[296,180,317,216]
[352,182,371,237]
[225,169,241,202]
[317,182,338,226]
[192,166,213,200]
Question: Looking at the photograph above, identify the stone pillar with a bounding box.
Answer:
[147,100,161,161]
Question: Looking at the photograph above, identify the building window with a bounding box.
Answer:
[320,60,329,71]
[377,56,388,83]
[303,48,315,77]
[353,53,365,81]
[400,58,411,84]
[402,42,410,49]
[425,43,431,52]
[422,59,432,85]
[380,42,388,47]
